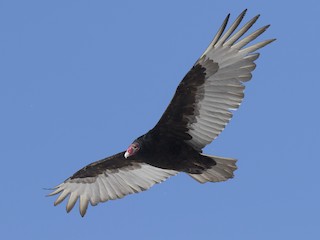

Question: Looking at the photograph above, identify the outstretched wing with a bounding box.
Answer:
[48,152,177,216]
[153,9,275,151]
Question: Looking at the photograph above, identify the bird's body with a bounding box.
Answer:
[71,132,213,179]
[125,131,216,173]
[49,10,275,216]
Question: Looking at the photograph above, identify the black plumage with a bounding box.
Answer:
[49,10,275,216]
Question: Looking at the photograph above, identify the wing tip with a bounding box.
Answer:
[46,185,63,197]
[241,8,248,16]
[269,38,277,43]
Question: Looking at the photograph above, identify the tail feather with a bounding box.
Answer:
[188,154,237,183]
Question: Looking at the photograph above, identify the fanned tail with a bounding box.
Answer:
[188,154,237,183]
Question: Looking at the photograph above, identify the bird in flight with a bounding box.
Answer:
[49,9,275,217]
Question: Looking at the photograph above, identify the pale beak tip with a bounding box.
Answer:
[124,151,129,159]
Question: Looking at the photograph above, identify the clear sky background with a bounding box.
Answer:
[1,1,319,239]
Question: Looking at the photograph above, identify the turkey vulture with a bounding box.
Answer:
[49,10,275,216]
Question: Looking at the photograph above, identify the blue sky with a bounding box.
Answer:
[1,1,319,239]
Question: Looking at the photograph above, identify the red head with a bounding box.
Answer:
[124,142,140,158]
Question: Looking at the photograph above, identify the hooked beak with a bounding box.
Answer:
[124,145,134,159]
[124,143,139,159]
